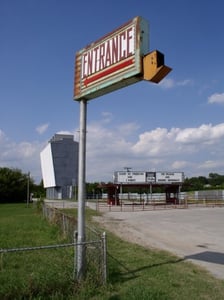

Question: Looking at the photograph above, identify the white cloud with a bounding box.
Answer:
[0,129,5,141]
[176,79,193,86]
[159,78,193,89]
[197,160,224,170]
[132,127,182,155]
[175,123,224,144]
[84,120,224,181]
[1,120,224,183]
[171,160,189,169]
[86,123,132,158]
[159,78,175,88]
[36,123,49,135]
[208,92,224,104]
[132,123,224,161]
[101,111,113,123]
[116,122,140,136]
[0,130,46,182]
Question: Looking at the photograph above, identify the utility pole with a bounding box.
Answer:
[124,167,132,172]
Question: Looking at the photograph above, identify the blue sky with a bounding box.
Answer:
[1,0,224,183]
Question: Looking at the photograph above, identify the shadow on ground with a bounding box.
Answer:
[185,251,224,265]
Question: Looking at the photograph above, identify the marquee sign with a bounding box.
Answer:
[115,171,146,183]
[74,16,149,101]
[156,172,184,184]
[114,171,184,184]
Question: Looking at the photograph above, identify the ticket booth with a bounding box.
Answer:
[98,183,120,205]
[106,185,120,205]
[165,185,180,204]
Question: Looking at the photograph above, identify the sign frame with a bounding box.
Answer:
[74,16,149,101]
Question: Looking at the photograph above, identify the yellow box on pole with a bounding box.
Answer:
[143,50,172,83]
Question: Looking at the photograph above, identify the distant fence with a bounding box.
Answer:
[94,192,224,212]
[42,204,76,241]
[95,199,188,212]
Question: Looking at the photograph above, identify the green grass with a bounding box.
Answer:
[0,204,224,299]
[0,204,74,299]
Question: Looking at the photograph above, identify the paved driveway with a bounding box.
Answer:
[95,206,224,280]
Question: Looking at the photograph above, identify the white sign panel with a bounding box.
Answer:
[115,171,146,183]
[40,144,56,188]
[156,172,183,184]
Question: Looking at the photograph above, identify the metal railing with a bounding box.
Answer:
[92,196,224,212]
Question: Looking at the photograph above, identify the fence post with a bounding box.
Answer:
[102,232,107,284]
[74,230,78,279]
[62,214,65,235]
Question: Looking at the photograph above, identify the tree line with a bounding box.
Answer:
[1,167,224,203]
[0,167,44,203]
[184,173,224,191]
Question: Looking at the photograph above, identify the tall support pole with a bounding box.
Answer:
[77,99,87,280]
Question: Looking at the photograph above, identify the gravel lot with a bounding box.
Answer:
[44,200,224,280]
[93,206,224,280]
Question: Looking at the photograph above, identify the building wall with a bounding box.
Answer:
[51,135,78,187]
[40,134,78,199]
[40,143,56,187]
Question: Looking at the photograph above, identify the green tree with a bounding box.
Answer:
[86,182,102,199]
[183,177,205,191]
[208,173,224,187]
[32,179,45,199]
[0,167,34,203]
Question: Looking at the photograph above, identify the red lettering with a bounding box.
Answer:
[82,25,134,79]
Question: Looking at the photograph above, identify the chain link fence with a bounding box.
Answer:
[0,203,107,286]
[42,203,107,284]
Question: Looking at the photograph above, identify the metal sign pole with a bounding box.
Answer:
[77,99,87,280]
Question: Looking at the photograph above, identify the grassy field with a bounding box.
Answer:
[0,203,224,299]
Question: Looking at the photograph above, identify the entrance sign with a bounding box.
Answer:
[74,17,149,101]
[74,16,172,281]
